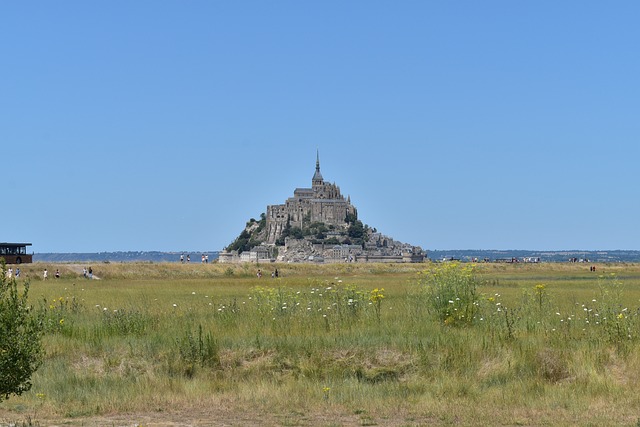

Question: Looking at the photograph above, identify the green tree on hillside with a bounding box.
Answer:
[347,219,365,240]
[345,212,358,224]
[255,213,267,233]
[275,218,292,246]
[289,227,304,239]
[0,262,43,401]
[227,229,252,254]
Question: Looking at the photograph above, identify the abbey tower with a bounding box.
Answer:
[265,153,357,244]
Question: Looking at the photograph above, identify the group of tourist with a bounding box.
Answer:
[4,267,20,278]
[42,268,61,279]
[180,254,210,263]
[41,267,93,280]
[256,268,279,278]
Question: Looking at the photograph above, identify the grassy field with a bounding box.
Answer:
[2,261,640,426]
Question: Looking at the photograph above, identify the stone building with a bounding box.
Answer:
[265,153,357,244]
[219,153,425,264]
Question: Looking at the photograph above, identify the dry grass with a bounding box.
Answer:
[3,261,640,426]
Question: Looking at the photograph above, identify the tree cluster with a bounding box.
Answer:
[226,214,266,254]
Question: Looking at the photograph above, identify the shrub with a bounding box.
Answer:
[174,325,220,377]
[39,295,81,334]
[595,273,633,343]
[418,262,480,326]
[0,262,43,401]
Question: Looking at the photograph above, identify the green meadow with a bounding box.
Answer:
[3,261,640,426]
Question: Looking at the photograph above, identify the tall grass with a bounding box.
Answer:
[3,261,640,425]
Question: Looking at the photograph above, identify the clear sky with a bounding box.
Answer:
[2,1,639,253]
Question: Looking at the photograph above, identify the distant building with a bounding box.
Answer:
[220,153,424,263]
[265,152,357,244]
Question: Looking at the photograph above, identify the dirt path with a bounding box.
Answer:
[64,264,101,280]
[0,407,429,427]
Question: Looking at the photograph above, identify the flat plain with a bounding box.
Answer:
[2,261,640,426]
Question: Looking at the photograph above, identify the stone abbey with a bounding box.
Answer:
[219,153,424,263]
[265,153,357,244]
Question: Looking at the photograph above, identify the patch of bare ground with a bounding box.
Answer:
[11,406,638,427]
[605,348,633,386]
[0,406,439,427]
[4,398,640,426]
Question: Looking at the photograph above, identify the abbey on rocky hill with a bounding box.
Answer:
[219,153,424,263]
[265,153,356,244]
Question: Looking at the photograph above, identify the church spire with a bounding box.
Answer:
[312,150,324,186]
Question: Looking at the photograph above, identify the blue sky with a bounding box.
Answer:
[2,1,639,253]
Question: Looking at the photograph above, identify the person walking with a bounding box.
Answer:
[43,269,48,280]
